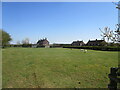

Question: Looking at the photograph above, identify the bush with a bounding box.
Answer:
[22,44,32,47]
[63,46,120,51]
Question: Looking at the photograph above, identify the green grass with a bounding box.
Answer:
[2,48,118,88]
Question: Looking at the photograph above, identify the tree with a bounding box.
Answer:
[99,25,120,43]
[22,38,29,44]
[112,24,120,43]
[16,40,21,45]
[99,27,113,43]
[22,38,31,47]
[0,30,12,47]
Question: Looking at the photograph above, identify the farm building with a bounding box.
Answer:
[37,38,49,47]
[71,40,85,46]
[86,39,106,46]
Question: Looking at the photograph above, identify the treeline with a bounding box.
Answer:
[4,43,120,51]
[8,44,72,48]
[50,44,71,48]
[6,44,32,48]
[63,46,120,51]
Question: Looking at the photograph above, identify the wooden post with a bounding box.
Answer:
[108,67,118,90]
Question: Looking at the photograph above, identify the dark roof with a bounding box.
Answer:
[72,41,84,43]
[88,39,105,43]
[37,38,49,43]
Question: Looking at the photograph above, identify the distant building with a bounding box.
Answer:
[37,38,49,47]
[86,39,106,46]
[71,40,85,46]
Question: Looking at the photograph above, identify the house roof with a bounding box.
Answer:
[37,38,49,43]
[72,41,84,43]
[87,39,105,44]
[88,39,104,42]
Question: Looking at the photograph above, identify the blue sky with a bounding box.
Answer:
[2,2,118,44]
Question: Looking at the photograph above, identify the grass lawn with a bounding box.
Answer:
[2,47,118,88]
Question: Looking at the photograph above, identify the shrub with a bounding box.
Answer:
[63,46,120,51]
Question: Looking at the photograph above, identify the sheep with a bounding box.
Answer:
[80,49,84,51]
[80,49,87,53]
[84,49,87,53]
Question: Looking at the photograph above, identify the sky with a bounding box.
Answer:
[2,0,120,2]
[2,2,118,44]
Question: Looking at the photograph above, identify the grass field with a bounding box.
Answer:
[2,48,118,88]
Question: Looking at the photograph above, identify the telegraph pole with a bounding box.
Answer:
[117,2,120,89]
[117,1,120,31]
[116,1,120,70]
[108,2,120,89]
[113,1,120,31]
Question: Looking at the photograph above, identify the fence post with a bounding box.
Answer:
[108,67,118,90]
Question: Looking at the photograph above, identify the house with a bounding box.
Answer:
[86,39,106,46]
[71,40,85,46]
[37,38,49,47]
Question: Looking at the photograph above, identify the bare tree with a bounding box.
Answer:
[113,24,120,42]
[16,40,21,45]
[99,27,112,42]
[22,38,29,44]
[100,25,120,43]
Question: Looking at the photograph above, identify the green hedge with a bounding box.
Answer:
[63,46,120,51]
